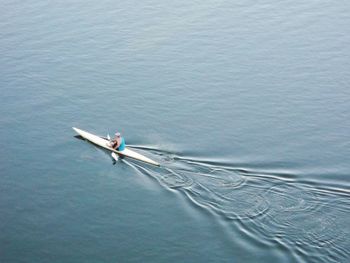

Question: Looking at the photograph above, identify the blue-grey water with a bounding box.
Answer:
[1,0,350,262]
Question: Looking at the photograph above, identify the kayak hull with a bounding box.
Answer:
[72,127,160,166]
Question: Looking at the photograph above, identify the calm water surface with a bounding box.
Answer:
[1,0,349,262]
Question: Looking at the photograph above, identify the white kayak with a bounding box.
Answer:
[73,127,160,166]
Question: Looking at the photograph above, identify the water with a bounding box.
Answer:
[1,0,349,262]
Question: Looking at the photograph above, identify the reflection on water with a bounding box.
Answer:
[125,145,350,263]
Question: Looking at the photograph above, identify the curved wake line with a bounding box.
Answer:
[122,147,350,263]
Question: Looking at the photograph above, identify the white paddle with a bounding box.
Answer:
[111,152,119,164]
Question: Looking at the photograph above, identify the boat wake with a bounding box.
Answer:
[123,145,350,263]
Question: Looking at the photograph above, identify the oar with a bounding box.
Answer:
[96,133,118,164]
[106,134,118,163]
[111,152,118,165]
[111,152,119,161]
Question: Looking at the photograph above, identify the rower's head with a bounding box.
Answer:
[115,132,121,138]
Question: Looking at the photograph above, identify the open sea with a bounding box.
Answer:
[1,0,349,262]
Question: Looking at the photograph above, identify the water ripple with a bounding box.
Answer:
[123,148,350,263]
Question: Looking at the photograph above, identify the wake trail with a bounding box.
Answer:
[123,146,350,263]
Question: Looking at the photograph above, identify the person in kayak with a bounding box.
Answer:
[111,132,126,151]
